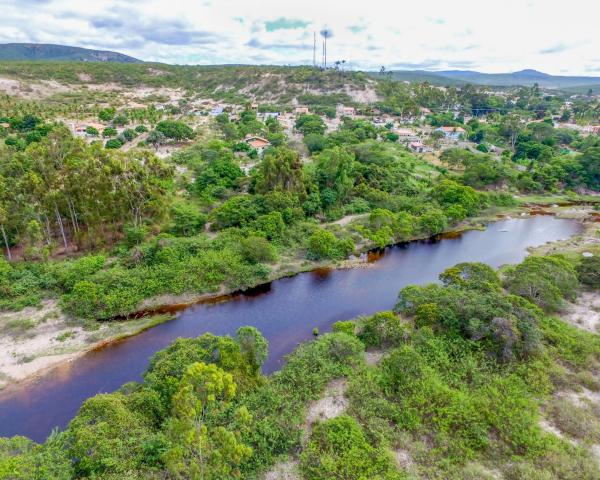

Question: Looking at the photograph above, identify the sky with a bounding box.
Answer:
[1,0,599,75]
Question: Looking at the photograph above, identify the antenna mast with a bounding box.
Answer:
[319,29,332,69]
[313,31,316,67]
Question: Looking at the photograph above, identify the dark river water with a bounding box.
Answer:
[0,215,582,442]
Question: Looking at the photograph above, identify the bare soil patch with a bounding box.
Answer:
[0,301,173,390]
[0,300,86,389]
[303,378,348,444]
[0,77,70,99]
[261,460,301,480]
[562,291,600,333]
[365,349,385,366]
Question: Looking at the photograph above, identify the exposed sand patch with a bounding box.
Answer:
[345,82,380,103]
[0,77,70,99]
[0,300,87,389]
[365,349,385,366]
[261,379,350,478]
[562,291,600,333]
[394,448,414,469]
[539,418,567,439]
[554,206,594,220]
[305,378,348,426]
[330,213,368,227]
[84,82,123,93]
[0,77,21,94]
[556,387,600,408]
[461,462,503,479]
[0,301,173,390]
[148,68,168,77]
[262,460,301,480]
[592,444,600,466]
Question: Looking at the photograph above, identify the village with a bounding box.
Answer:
[60,87,600,165]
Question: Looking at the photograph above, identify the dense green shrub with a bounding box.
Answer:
[155,120,194,140]
[300,415,403,480]
[396,263,543,361]
[359,311,408,348]
[332,320,356,336]
[0,259,47,310]
[238,236,277,264]
[418,208,448,236]
[576,255,600,288]
[0,433,72,480]
[169,202,206,236]
[238,332,364,474]
[505,255,578,312]
[307,229,354,260]
[65,393,156,477]
[105,138,122,149]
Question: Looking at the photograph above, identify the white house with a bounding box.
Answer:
[261,112,281,121]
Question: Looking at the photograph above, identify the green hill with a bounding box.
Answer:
[387,68,600,89]
[0,43,141,63]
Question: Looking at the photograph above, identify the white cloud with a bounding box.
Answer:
[0,0,598,75]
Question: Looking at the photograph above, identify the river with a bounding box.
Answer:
[0,215,582,442]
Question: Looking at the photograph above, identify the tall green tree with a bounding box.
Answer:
[164,362,252,480]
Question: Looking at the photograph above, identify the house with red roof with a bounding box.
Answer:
[244,135,271,155]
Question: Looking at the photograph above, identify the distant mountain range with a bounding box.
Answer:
[0,43,598,91]
[0,43,141,63]
[387,69,600,90]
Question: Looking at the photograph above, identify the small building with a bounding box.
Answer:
[0,122,9,129]
[209,106,224,116]
[295,106,309,115]
[244,135,271,155]
[419,107,432,121]
[261,112,280,121]
[337,104,356,117]
[435,126,466,140]
[395,128,418,141]
[409,141,428,153]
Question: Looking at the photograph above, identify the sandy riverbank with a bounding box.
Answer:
[0,300,173,391]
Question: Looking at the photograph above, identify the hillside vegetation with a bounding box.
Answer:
[0,62,376,104]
